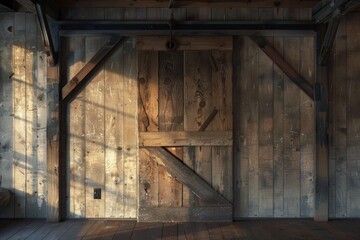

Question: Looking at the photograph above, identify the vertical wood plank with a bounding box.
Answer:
[346,13,360,217]
[13,13,27,218]
[68,36,86,218]
[47,140,59,222]
[299,33,315,217]
[25,13,38,218]
[184,51,213,207]
[158,51,184,207]
[123,37,138,218]
[333,18,347,218]
[84,36,106,218]
[138,51,159,209]
[211,50,233,202]
[283,9,301,218]
[104,9,125,219]
[36,22,47,218]
[273,8,285,218]
[0,12,14,218]
[258,8,274,217]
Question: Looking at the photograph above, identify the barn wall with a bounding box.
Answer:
[62,9,138,219]
[0,13,47,218]
[329,13,360,218]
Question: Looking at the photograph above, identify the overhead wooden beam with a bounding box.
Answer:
[249,36,314,100]
[61,37,126,102]
[313,0,360,22]
[139,207,232,222]
[35,2,57,65]
[58,20,317,37]
[142,147,231,206]
[318,16,341,65]
[58,0,320,8]
[314,27,329,222]
[139,131,232,147]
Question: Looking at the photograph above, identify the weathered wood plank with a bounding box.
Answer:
[84,36,106,218]
[210,50,233,203]
[138,50,159,209]
[0,12,14,219]
[139,207,232,222]
[158,51,184,207]
[122,37,138,218]
[257,9,274,218]
[333,17,347,218]
[137,36,232,51]
[142,147,230,206]
[184,51,213,206]
[346,13,360,218]
[273,8,285,218]
[47,140,60,222]
[299,21,315,217]
[68,36,86,218]
[13,13,27,218]
[104,39,125,218]
[139,131,232,147]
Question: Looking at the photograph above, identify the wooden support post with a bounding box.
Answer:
[250,36,314,100]
[61,37,126,102]
[35,1,58,65]
[314,27,329,222]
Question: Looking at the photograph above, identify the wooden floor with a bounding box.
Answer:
[0,219,359,240]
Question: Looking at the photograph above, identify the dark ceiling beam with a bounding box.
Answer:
[35,1,58,65]
[250,36,314,100]
[313,0,360,23]
[58,0,320,8]
[58,20,317,37]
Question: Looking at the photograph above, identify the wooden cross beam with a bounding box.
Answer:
[318,16,341,65]
[249,36,314,100]
[61,37,127,102]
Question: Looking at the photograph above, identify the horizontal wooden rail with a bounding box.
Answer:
[139,131,232,147]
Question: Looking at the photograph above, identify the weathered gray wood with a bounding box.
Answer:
[0,12,14,218]
[139,207,232,222]
[139,131,232,147]
[142,147,230,206]
[346,13,360,218]
[314,27,329,222]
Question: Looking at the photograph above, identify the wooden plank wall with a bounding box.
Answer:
[233,8,316,218]
[329,12,360,218]
[0,13,47,218]
[62,9,138,219]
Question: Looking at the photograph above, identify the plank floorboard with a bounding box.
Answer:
[0,219,358,239]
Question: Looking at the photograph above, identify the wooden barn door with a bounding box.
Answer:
[137,36,233,222]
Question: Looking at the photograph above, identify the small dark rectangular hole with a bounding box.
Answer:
[94,188,101,199]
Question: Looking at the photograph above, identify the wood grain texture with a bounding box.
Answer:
[47,140,60,222]
[122,37,138,218]
[0,12,14,218]
[138,51,159,208]
[158,51,184,207]
[139,131,232,147]
[346,13,360,217]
